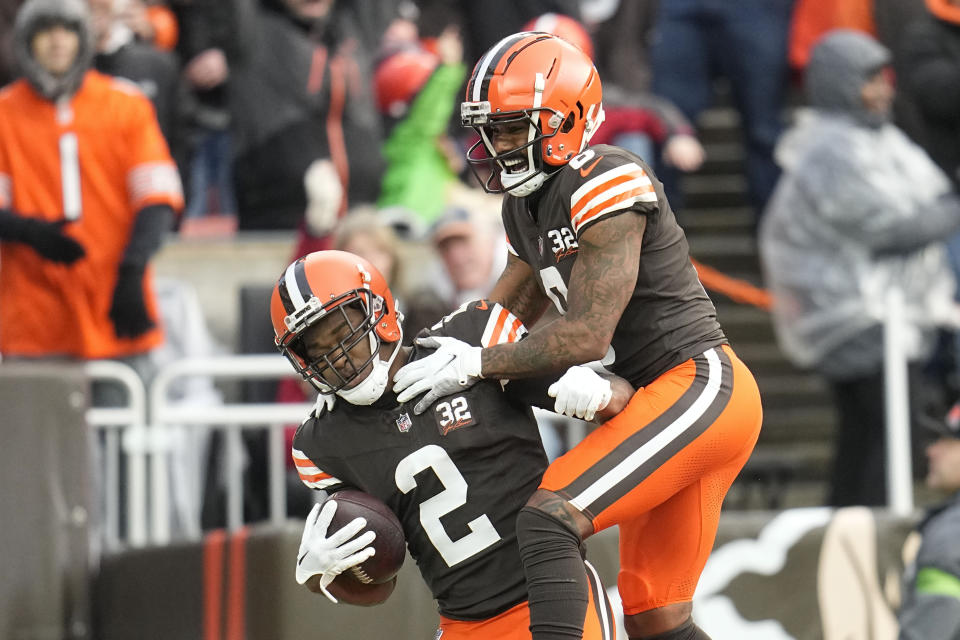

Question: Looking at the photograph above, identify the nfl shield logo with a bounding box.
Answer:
[537,236,544,256]
[396,412,413,433]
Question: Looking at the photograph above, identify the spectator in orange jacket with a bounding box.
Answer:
[0,0,183,389]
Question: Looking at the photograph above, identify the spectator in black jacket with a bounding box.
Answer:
[89,0,183,148]
[898,0,960,189]
[169,0,237,222]
[222,0,393,230]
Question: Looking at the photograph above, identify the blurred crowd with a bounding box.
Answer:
[0,0,720,238]
[4,0,960,550]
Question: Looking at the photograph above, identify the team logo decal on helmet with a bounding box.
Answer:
[461,32,604,197]
[270,251,402,403]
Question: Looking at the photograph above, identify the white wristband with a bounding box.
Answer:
[459,346,483,382]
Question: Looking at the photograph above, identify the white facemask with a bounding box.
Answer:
[335,328,403,406]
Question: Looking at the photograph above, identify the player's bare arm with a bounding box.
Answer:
[481,212,646,379]
[488,252,550,327]
[596,374,634,421]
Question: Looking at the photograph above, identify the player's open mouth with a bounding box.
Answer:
[501,156,528,174]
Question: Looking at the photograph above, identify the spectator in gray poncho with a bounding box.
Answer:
[759,29,960,506]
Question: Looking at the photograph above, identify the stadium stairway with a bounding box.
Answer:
[679,101,836,509]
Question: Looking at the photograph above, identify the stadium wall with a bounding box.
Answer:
[1,363,93,640]
[92,509,919,640]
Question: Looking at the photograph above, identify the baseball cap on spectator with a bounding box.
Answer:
[430,206,477,245]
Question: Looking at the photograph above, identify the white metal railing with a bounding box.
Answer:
[882,287,913,517]
[148,355,312,545]
[84,360,148,548]
[82,304,939,547]
[882,283,960,517]
[85,354,588,548]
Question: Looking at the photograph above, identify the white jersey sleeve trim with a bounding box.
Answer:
[292,447,342,490]
[480,303,527,347]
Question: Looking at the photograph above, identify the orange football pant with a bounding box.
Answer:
[540,345,762,615]
[437,560,616,639]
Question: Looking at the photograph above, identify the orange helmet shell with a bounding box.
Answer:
[270,250,402,355]
[463,33,603,167]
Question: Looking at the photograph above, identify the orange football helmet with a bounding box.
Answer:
[461,32,604,196]
[270,250,402,394]
[374,46,438,116]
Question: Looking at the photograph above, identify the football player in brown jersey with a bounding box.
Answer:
[273,250,635,640]
[393,32,763,640]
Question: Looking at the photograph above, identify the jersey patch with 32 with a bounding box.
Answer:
[434,396,476,436]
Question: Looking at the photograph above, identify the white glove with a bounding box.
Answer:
[548,366,612,422]
[303,159,343,236]
[392,336,483,414]
[313,391,335,416]
[295,501,377,603]
[662,134,706,172]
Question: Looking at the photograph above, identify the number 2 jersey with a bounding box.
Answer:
[502,143,727,388]
[292,301,553,620]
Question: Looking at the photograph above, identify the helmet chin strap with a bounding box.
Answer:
[502,170,546,197]
[335,325,404,406]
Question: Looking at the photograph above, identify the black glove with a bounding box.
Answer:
[0,211,85,264]
[109,265,155,338]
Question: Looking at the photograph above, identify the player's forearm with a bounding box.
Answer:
[597,375,634,420]
[480,316,609,378]
[488,253,550,327]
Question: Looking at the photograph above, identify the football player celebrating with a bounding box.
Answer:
[392,33,764,640]
[271,250,633,640]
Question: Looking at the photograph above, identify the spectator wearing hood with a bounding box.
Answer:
[0,0,182,384]
[759,29,960,507]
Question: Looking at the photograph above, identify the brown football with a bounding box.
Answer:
[313,571,397,606]
[327,489,406,585]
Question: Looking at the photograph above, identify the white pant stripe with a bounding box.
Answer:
[584,560,613,640]
[569,348,723,511]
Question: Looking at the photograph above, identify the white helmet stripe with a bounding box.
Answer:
[527,72,545,168]
[472,32,529,101]
[283,260,307,310]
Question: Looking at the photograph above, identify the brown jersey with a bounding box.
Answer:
[0,72,183,358]
[293,301,550,620]
[501,143,726,387]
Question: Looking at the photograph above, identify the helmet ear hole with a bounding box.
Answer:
[561,112,575,133]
